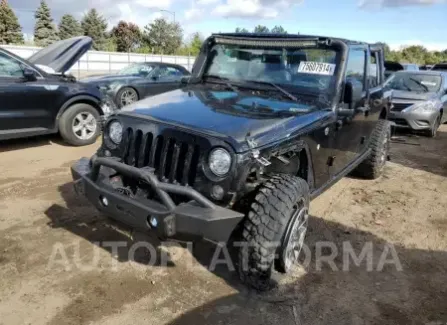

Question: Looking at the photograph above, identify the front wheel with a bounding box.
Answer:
[426,115,441,138]
[238,174,310,291]
[58,103,101,146]
[117,87,139,108]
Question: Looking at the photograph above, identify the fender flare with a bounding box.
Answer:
[56,94,104,123]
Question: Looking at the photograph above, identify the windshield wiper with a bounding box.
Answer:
[247,80,298,102]
[409,78,429,92]
[204,75,239,93]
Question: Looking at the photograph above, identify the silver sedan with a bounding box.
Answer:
[387,71,447,137]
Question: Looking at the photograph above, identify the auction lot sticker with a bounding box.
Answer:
[298,61,336,75]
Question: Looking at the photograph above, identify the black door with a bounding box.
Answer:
[363,48,387,141]
[330,47,370,177]
[147,66,184,96]
[0,51,51,131]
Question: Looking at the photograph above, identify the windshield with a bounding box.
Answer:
[204,43,339,99]
[385,72,441,93]
[118,63,155,76]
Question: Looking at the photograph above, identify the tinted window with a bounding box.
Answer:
[385,72,442,93]
[0,52,24,77]
[432,64,447,71]
[368,53,379,88]
[118,63,155,76]
[346,49,366,88]
[156,66,184,80]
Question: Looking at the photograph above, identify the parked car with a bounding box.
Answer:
[385,61,419,78]
[0,36,112,146]
[431,63,447,72]
[71,33,391,290]
[386,70,447,137]
[81,62,191,108]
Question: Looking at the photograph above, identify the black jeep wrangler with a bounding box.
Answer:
[71,33,392,290]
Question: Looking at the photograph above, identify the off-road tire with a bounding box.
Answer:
[58,103,101,146]
[238,174,309,291]
[353,120,391,179]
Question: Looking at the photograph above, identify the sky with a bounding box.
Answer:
[9,0,447,51]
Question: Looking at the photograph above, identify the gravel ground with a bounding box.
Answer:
[0,125,446,325]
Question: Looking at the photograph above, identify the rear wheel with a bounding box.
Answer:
[58,103,100,146]
[238,174,310,291]
[353,120,391,179]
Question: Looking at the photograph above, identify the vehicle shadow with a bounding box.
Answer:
[47,181,447,324]
[0,134,68,153]
[167,215,447,325]
[389,127,447,177]
[44,182,175,267]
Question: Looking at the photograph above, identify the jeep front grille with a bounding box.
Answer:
[120,128,201,186]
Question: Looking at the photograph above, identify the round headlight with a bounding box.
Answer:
[108,121,123,144]
[209,148,232,177]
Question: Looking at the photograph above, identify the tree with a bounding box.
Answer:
[189,32,203,56]
[0,0,23,44]
[235,27,249,33]
[401,45,427,64]
[81,9,108,51]
[253,25,269,33]
[34,0,58,47]
[58,14,82,40]
[111,20,141,52]
[271,25,287,34]
[142,18,182,54]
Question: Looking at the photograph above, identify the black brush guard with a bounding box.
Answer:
[71,156,244,243]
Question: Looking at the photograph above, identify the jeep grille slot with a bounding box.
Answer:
[120,128,200,186]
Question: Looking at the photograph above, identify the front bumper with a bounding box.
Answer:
[71,156,244,243]
[389,109,438,130]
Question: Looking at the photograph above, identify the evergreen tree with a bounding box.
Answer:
[271,25,287,34]
[235,27,249,33]
[81,9,108,51]
[253,25,269,33]
[58,14,82,40]
[0,0,24,44]
[34,0,59,47]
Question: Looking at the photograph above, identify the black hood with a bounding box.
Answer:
[118,88,333,152]
[28,36,92,74]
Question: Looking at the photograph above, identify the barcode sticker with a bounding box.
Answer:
[298,61,336,76]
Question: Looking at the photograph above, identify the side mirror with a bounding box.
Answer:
[180,76,190,85]
[23,67,37,81]
[343,79,363,109]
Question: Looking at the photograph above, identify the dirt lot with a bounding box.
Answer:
[0,126,446,325]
